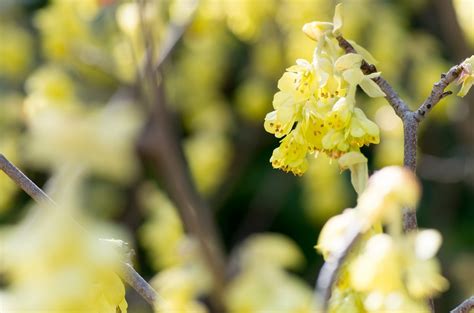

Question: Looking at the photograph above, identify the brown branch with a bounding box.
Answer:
[414,65,464,122]
[0,154,161,308]
[450,296,474,313]
[133,2,227,311]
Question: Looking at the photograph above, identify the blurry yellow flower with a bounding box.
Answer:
[238,233,304,270]
[0,171,128,312]
[0,23,33,80]
[225,265,313,313]
[403,230,449,298]
[24,103,142,182]
[184,132,232,195]
[457,55,474,97]
[316,209,358,261]
[356,166,420,227]
[24,65,77,119]
[350,234,404,293]
[138,184,185,270]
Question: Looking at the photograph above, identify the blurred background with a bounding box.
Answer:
[0,0,472,311]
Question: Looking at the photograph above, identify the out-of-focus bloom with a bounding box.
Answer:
[24,103,142,183]
[34,0,98,61]
[0,22,33,80]
[23,65,77,119]
[139,184,185,270]
[139,184,212,312]
[225,233,314,313]
[184,132,232,195]
[357,166,420,227]
[349,231,448,311]
[457,55,474,97]
[237,233,305,270]
[303,154,350,223]
[0,171,128,312]
[315,209,359,261]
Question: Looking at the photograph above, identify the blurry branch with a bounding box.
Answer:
[0,154,160,307]
[433,0,472,62]
[316,36,467,313]
[120,262,160,306]
[134,1,227,311]
[315,224,362,312]
[153,0,199,73]
[0,154,55,206]
[450,296,474,313]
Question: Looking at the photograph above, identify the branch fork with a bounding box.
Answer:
[315,36,467,313]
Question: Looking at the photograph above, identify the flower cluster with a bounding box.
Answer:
[316,167,448,313]
[264,5,384,176]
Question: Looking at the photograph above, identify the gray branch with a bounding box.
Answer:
[0,154,160,308]
[450,296,474,313]
[315,36,469,313]
[414,65,464,122]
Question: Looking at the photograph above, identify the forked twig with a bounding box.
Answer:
[315,35,466,313]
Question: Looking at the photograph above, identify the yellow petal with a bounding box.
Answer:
[457,76,473,97]
[335,53,363,71]
[348,39,379,65]
[332,4,343,36]
[302,21,333,41]
[360,77,386,98]
[415,230,442,260]
[342,68,364,85]
[338,151,368,194]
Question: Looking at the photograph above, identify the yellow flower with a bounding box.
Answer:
[264,4,382,178]
[269,131,308,176]
[457,55,474,97]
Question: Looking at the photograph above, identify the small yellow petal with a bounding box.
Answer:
[360,77,386,98]
[335,53,363,71]
[302,21,333,41]
[332,4,343,36]
[342,68,364,85]
[348,39,379,65]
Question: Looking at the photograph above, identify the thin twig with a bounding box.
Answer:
[450,296,474,313]
[120,262,161,306]
[414,65,464,122]
[0,154,160,308]
[133,1,227,311]
[0,154,55,206]
[315,224,362,311]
